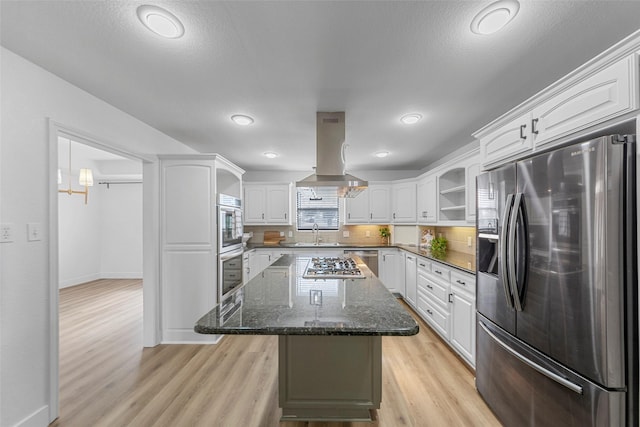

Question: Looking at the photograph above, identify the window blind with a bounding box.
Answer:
[296,188,339,230]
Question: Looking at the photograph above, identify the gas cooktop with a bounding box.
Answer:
[303,257,364,279]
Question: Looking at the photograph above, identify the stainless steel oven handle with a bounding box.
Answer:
[479,322,583,395]
[220,248,244,261]
[500,194,515,308]
[508,192,523,312]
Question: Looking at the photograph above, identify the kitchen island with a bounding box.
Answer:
[195,254,419,421]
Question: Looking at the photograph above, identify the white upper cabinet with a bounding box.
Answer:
[265,185,291,223]
[465,160,481,224]
[244,185,267,223]
[417,174,437,224]
[531,56,637,149]
[391,181,417,223]
[369,185,392,223]
[476,51,639,169]
[345,184,391,224]
[479,112,533,168]
[244,183,292,225]
[438,168,466,223]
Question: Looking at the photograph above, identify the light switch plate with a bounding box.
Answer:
[279,231,285,237]
[343,231,349,238]
[28,223,42,241]
[467,236,473,247]
[0,223,14,243]
[288,231,293,238]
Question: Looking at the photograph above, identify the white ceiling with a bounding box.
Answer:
[3,1,640,173]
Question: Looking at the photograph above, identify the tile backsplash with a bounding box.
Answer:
[244,224,391,245]
[418,225,476,256]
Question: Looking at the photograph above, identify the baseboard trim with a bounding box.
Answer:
[162,329,223,344]
[13,405,49,427]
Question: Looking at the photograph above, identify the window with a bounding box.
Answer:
[296,188,339,230]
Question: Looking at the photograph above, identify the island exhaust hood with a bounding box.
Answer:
[296,112,368,198]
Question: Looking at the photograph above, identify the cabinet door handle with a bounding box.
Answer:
[434,270,442,275]
[393,213,396,219]
[520,124,527,140]
[419,263,426,267]
[448,293,454,303]
[456,279,466,286]
[261,213,264,219]
[284,213,287,219]
[370,213,373,219]
[383,255,386,261]
[426,309,433,315]
[531,118,539,135]
[348,213,351,219]
[426,284,433,290]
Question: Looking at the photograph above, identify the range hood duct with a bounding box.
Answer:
[296,112,368,198]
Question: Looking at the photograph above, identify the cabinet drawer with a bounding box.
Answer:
[429,264,451,282]
[223,270,242,281]
[418,273,449,307]
[416,257,430,274]
[418,291,450,340]
[451,270,475,294]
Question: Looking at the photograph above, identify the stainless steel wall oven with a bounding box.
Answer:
[217,194,243,312]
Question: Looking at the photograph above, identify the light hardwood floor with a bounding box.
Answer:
[52,279,500,427]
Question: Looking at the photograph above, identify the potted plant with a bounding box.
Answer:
[379,227,391,245]
[430,236,447,259]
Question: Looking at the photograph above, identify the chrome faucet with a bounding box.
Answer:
[312,223,319,245]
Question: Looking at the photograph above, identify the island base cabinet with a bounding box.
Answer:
[279,335,381,421]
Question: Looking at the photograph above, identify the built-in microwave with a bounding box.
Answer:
[218,193,243,253]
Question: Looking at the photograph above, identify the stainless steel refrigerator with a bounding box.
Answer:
[476,134,638,426]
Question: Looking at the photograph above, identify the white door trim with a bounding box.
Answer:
[47,119,161,422]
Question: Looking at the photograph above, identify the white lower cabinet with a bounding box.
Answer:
[414,252,476,368]
[379,249,402,295]
[249,249,291,281]
[404,253,417,308]
[448,270,476,365]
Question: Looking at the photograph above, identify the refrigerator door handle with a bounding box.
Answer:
[507,192,525,311]
[479,321,584,395]
[500,193,515,308]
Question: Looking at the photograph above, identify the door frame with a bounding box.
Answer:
[47,119,161,421]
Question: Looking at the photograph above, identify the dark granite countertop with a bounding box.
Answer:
[245,242,475,275]
[195,255,419,337]
[396,245,476,275]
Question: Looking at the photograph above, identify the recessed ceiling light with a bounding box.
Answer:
[470,0,520,35]
[400,113,422,125]
[264,152,278,159]
[375,151,390,158]
[231,115,254,126]
[137,5,185,39]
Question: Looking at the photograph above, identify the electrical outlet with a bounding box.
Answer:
[1,223,14,243]
[365,230,371,237]
[28,223,42,241]
[288,230,293,238]
[467,236,473,247]
[343,231,349,238]
[279,231,285,237]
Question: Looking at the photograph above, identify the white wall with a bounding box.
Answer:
[99,183,143,279]
[58,182,143,288]
[0,47,194,427]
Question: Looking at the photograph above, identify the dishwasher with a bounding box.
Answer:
[343,250,378,276]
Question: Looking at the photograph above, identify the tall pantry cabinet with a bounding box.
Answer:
[159,154,244,343]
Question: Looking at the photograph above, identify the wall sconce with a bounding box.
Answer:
[58,142,94,204]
